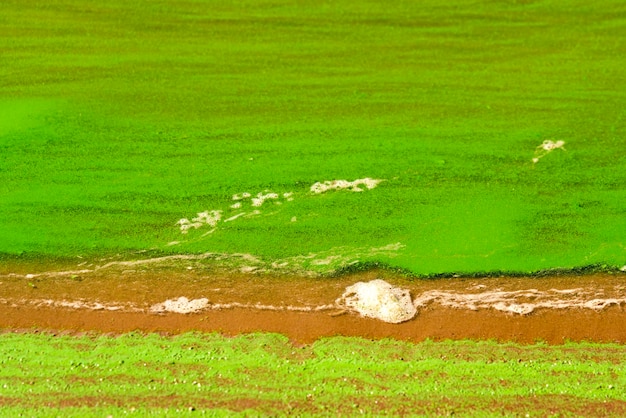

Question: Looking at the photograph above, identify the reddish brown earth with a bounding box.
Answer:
[1,269,625,344]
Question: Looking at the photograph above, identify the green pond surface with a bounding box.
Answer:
[1,0,625,276]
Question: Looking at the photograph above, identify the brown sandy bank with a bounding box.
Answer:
[1,268,625,344]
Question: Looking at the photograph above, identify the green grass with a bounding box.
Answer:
[1,0,625,275]
[1,332,625,416]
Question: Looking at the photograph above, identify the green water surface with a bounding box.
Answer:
[1,0,625,275]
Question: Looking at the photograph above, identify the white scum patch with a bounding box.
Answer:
[310,178,384,194]
[310,255,343,266]
[232,192,251,200]
[5,244,406,282]
[223,213,246,223]
[176,218,198,233]
[233,190,287,208]
[193,210,222,227]
[177,210,222,234]
[372,242,404,252]
[205,302,335,312]
[153,300,336,313]
[150,297,210,314]
[584,299,622,310]
[276,242,405,274]
[336,279,417,324]
[251,192,279,207]
[411,288,626,315]
[335,282,626,323]
[2,296,337,315]
[175,176,382,237]
[176,189,300,235]
[0,298,142,312]
[14,270,92,280]
[244,210,262,217]
[3,284,625,318]
[492,302,535,315]
[1,252,268,281]
[532,139,566,163]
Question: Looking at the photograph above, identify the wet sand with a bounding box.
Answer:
[1,268,625,344]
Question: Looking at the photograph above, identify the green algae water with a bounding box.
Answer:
[1,0,625,276]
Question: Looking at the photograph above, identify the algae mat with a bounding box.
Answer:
[1,0,626,276]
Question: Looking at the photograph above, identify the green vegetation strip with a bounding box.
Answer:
[1,0,625,276]
[1,332,625,416]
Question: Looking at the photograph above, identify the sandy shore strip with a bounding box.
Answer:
[1,269,625,344]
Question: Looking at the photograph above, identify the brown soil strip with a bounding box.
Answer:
[1,269,625,344]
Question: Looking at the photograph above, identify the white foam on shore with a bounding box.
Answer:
[335,281,626,322]
[1,253,241,280]
[412,288,626,315]
[3,271,625,321]
[3,284,624,320]
[150,297,209,314]
[0,298,142,312]
[336,279,416,323]
[273,242,405,276]
[1,243,405,281]
[194,302,336,312]
[0,297,335,315]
